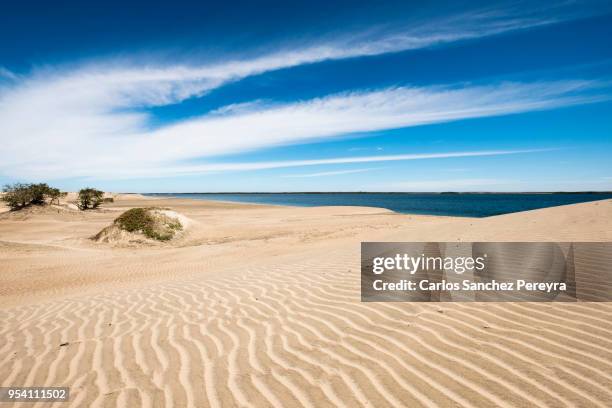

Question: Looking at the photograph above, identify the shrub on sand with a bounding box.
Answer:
[113,207,183,241]
[1,183,64,210]
[28,183,51,205]
[78,188,104,210]
[48,188,63,205]
[2,183,32,210]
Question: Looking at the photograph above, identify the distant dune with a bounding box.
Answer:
[1,196,611,407]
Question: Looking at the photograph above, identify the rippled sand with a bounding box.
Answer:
[1,196,611,407]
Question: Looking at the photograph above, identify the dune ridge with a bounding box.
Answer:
[1,197,611,407]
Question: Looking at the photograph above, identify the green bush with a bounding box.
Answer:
[103,197,114,203]
[1,183,64,211]
[2,183,31,210]
[115,208,153,232]
[114,208,182,241]
[78,188,104,210]
[28,183,50,205]
[48,188,62,205]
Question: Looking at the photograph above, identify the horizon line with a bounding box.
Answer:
[140,191,612,194]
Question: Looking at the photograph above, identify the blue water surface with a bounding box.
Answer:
[144,193,612,217]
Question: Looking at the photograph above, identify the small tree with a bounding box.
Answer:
[29,183,51,205]
[48,187,62,205]
[2,183,63,210]
[78,188,104,210]
[2,183,32,210]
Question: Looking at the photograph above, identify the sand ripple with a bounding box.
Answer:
[2,244,612,407]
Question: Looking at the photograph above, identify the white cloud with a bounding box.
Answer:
[282,168,378,178]
[0,4,558,109]
[97,149,551,178]
[144,80,600,161]
[0,4,607,180]
[0,77,605,179]
[0,67,18,81]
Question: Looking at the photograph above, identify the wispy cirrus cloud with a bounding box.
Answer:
[0,3,566,111]
[0,2,608,181]
[0,8,550,94]
[0,77,607,179]
[0,67,18,81]
[86,149,553,179]
[282,168,378,178]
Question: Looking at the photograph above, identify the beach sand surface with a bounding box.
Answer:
[1,196,611,407]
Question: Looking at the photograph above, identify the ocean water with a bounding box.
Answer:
[144,193,612,217]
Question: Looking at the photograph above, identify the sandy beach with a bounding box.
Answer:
[1,195,611,407]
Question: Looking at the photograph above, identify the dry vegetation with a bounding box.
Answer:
[94,207,184,243]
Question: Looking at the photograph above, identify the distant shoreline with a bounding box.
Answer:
[141,192,612,218]
[143,191,612,195]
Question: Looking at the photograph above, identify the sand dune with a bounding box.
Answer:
[1,197,611,407]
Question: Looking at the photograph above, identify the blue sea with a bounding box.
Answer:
[144,193,612,218]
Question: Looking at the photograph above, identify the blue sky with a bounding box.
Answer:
[0,0,611,192]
